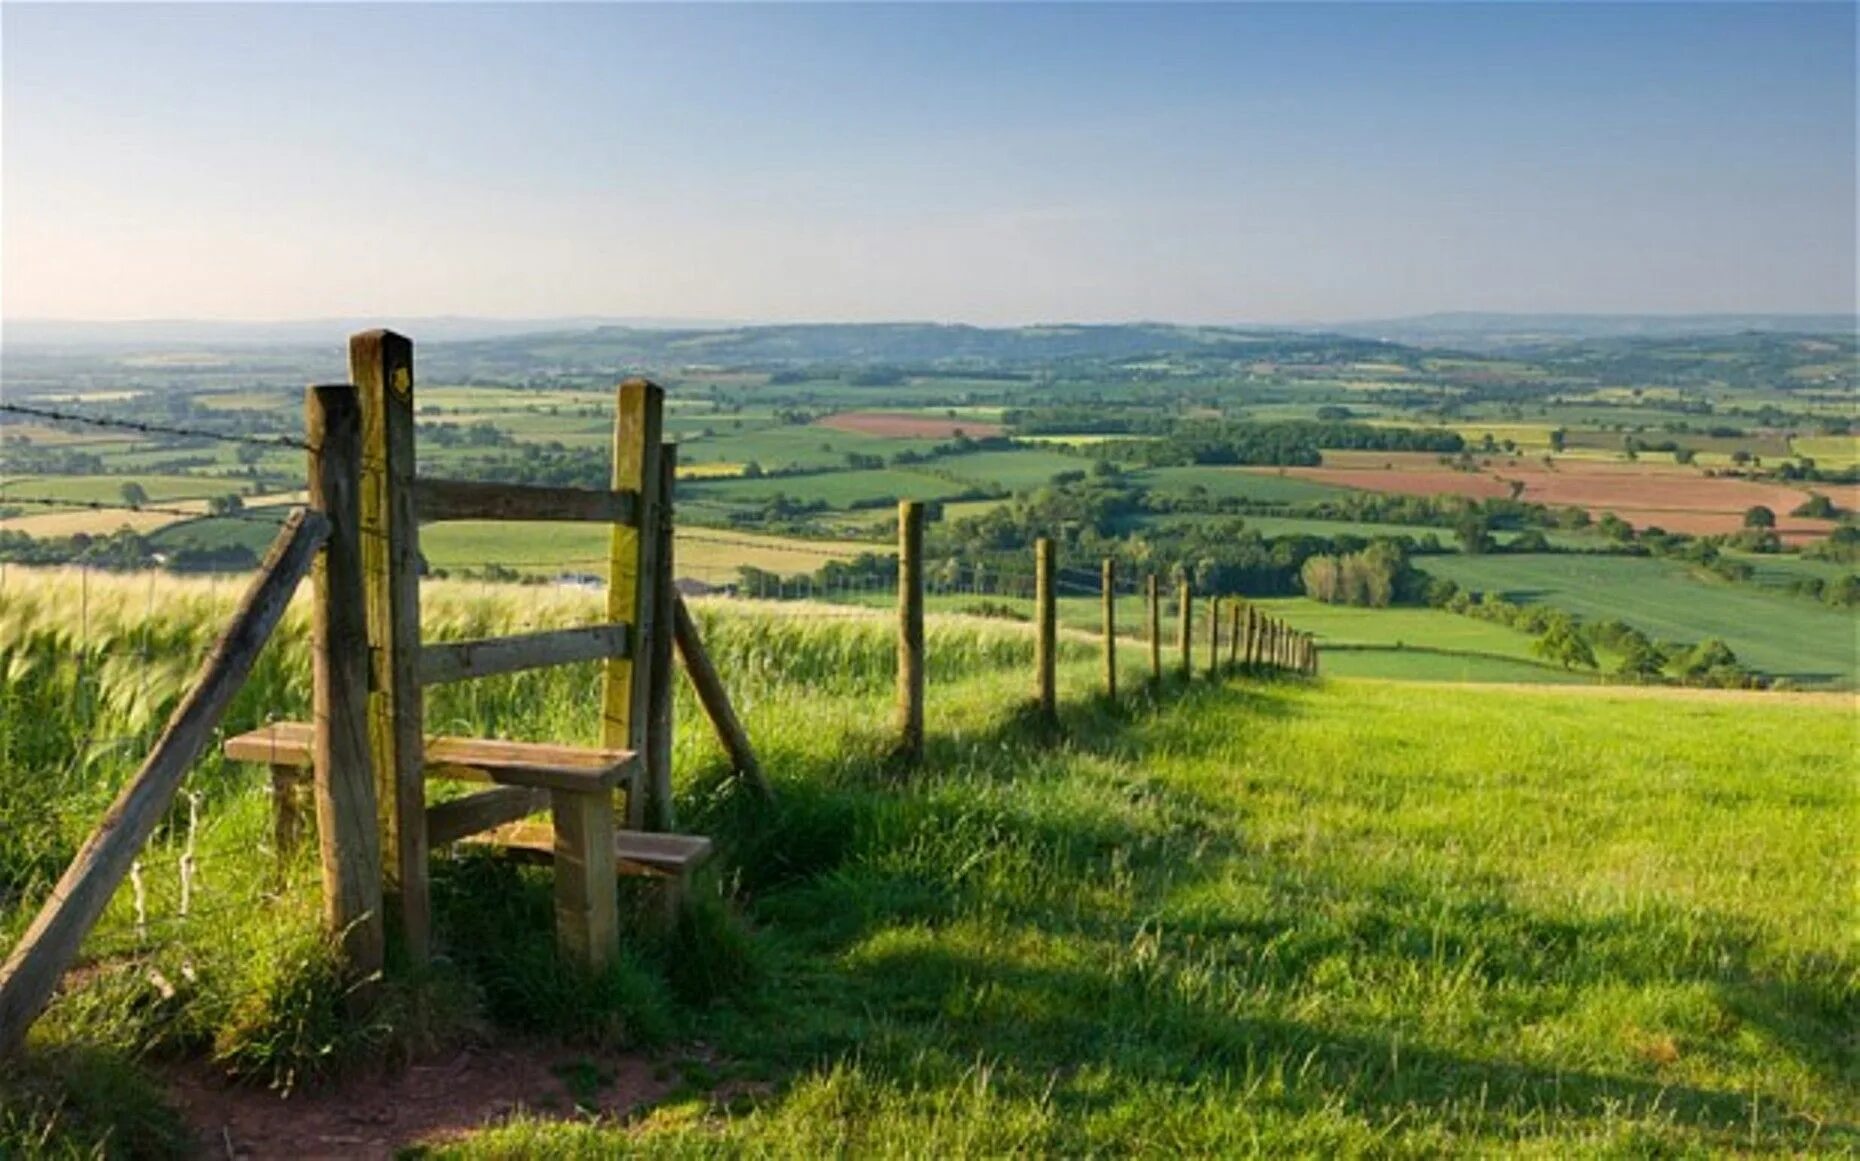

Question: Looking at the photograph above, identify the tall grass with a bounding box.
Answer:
[2,567,1854,1156]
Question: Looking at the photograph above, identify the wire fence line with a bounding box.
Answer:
[0,401,312,452]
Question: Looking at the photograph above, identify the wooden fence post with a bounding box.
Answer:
[646,445,677,829]
[1177,579,1193,678]
[1206,596,1221,679]
[0,513,329,1056]
[1228,601,1242,669]
[307,384,384,988]
[351,329,429,963]
[605,378,664,829]
[1035,538,1056,720]
[896,501,925,762]
[1101,557,1117,700]
[1146,574,1161,684]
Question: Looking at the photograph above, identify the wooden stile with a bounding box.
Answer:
[1034,538,1056,719]
[896,501,925,762]
[352,329,430,962]
[0,511,328,1056]
[307,384,384,987]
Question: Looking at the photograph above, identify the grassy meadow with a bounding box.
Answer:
[1424,553,1860,688]
[2,568,1855,1155]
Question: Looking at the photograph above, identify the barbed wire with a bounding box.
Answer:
[0,494,293,526]
[0,402,311,452]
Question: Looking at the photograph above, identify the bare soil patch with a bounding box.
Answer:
[1270,455,1849,543]
[817,411,1003,439]
[165,1042,680,1158]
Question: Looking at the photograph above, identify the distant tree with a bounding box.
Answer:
[1791,494,1838,519]
[207,493,244,517]
[1743,505,1776,529]
[740,460,764,479]
[1532,617,1597,671]
[1454,513,1495,555]
[118,481,149,509]
[1548,428,1567,453]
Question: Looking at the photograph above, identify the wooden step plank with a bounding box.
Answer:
[464,821,713,877]
[225,723,638,793]
[417,623,630,687]
[426,787,549,845]
[415,478,638,526]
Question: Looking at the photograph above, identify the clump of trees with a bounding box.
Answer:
[1419,575,1763,688]
[1299,542,1411,607]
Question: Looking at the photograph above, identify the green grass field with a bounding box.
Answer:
[681,467,975,510]
[2,571,1853,1155]
[1134,466,1353,504]
[1423,553,1860,688]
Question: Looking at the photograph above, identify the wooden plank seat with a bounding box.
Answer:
[224,721,637,793]
[465,822,713,922]
[461,822,712,879]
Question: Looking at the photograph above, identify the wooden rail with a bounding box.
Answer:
[417,624,631,687]
[0,510,329,1056]
[415,478,638,525]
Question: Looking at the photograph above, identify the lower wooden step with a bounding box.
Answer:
[463,822,713,879]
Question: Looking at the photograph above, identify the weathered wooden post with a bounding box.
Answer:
[1101,557,1117,700]
[1228,601,1242,669]
[1177,578,1193,677]
[1207,596,1222,679]
[1035,538,1056,720]
[352,329,430,963]
[1146,574,1161,684]
[306,384,384,988]
[896,501,925,762]
[646,446,678,827]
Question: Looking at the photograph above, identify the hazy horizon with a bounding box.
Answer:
[5,3,1854,324]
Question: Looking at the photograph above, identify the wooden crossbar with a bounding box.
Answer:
[415,478,639,525]
[417,623,631,686]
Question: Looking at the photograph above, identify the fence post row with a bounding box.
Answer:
[897,501,925,762]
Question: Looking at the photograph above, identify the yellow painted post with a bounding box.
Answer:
[604,378,665,827]
[351,329,429,963]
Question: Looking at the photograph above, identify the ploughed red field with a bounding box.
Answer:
[1256,451,1855,544]
[816,411,1004,439]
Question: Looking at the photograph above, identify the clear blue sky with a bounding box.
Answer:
[3,2,1853,324]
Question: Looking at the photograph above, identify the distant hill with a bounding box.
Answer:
[1322,312,1857,353]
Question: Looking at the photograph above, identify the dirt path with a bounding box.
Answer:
[165,1042,680,1158]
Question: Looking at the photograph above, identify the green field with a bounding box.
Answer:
[682,467,976,510]
[0,474,241,505]
[928,447,1096,489]
[1424,553,1860,687]
[2,572,1853,1155]
[1134,465,1354,504]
